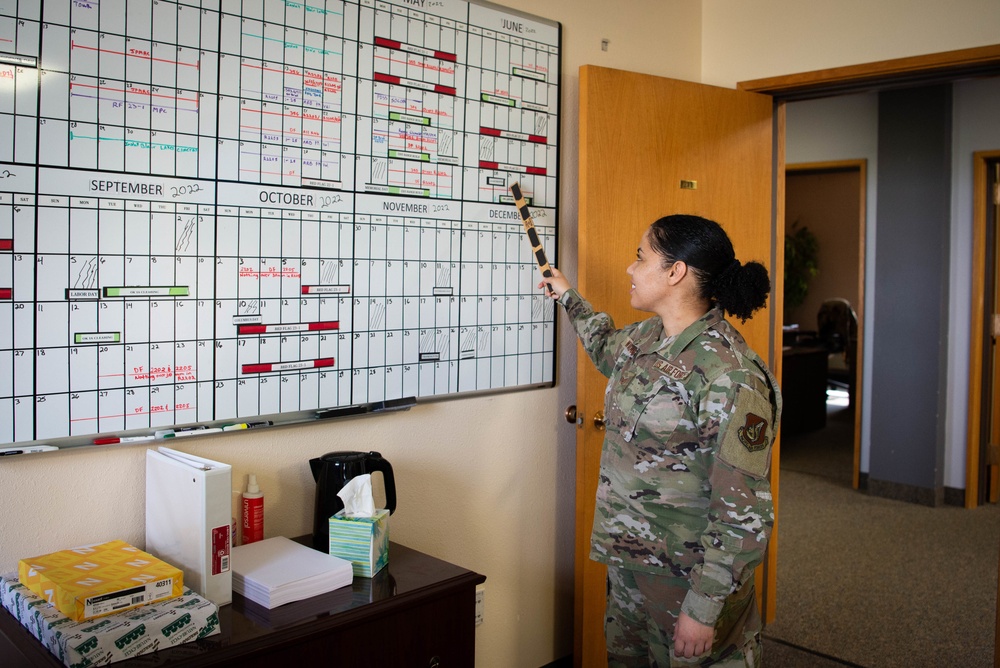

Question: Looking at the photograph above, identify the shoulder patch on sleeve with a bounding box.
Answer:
[719,387,774,477]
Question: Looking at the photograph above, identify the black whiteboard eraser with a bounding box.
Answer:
[315,404,371,419]
[371,397,417,413]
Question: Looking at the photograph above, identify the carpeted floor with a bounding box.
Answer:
[762,397,1000,667]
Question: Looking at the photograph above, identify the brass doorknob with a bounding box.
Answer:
[565,405,578,424]
[593,410,606,430]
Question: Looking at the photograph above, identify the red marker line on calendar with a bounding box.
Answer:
[237,321,340,335]
[302,284,351,295]
[241,358,335,374]
[0,288,11,300]
[373,72,456,96]
[480,127,547,144]
[0,239,12,251]
[479,161,547,176]
[374,36,458,63]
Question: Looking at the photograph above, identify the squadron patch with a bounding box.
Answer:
[719,387,774,477]
[737,413,768,452]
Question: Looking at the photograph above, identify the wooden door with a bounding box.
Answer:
[575,66,780,665]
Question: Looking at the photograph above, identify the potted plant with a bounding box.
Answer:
[784,220,819,324]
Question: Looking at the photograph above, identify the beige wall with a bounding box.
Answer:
[701,0,1000,87]
[0,2,699,667]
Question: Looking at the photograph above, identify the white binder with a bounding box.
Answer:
[145,446,233,605]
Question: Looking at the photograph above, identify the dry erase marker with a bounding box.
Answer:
[172,427,224,438]
[223,423,247,431]
[245,421,273,428]
[93,435,156,445]
[0,445,57,455]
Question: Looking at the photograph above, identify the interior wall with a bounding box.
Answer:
[0,2,702,667]
[870,85,952,501]
[701,0,1000,88]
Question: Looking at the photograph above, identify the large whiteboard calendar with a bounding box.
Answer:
[0,0,559,447]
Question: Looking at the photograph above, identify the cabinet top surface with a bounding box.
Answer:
[1,541,486,667]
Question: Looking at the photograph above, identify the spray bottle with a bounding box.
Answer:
[241,474,264,544]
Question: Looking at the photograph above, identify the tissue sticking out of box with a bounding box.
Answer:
[337,474,376,517]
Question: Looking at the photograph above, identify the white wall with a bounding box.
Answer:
[701,0,1000,88]
[785,93,878,476]
[0,2,701,666]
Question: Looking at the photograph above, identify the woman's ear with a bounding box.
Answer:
[667,260,688,285]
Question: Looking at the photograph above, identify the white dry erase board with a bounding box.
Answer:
[0,0,559,448]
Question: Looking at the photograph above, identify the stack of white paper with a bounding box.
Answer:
[232,536,354,609]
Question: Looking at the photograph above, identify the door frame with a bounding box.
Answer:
[970,151,1000,507]
[738,41,1000,621]
[784,160,867,490]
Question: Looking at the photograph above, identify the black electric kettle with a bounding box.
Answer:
[310,451,397,552]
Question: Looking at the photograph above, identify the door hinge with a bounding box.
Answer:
[989,442,1000,466]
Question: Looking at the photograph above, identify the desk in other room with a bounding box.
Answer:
[781,345,828,435]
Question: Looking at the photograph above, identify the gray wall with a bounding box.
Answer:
[869,85,952,501]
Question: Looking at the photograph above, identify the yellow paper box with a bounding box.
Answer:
[328,509,389,578]
[18,540,183,621]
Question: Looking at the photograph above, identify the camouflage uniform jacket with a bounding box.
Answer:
[560,289,782,626]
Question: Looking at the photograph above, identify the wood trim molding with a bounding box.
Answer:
[967,151,1000,508]
[762,100,786,626]
[786,160,865,173]
[738,44,1000,100]
[854,160,867,494]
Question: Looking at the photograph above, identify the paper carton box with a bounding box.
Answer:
[328,509,389,578]
[18,540,184,622]
[1,573,219,667]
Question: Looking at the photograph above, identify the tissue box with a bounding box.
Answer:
[18,540,183,622]
[1,572,219,667]
[328,509,389,578]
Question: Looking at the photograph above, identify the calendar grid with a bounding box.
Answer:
[0,0,559,447]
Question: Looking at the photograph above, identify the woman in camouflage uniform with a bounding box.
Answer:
[543,215,781,667]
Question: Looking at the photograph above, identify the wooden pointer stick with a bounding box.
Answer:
[508,182,554,292]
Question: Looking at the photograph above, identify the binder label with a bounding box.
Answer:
[212,525,231,575]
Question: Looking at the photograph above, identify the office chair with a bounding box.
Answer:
[817,298,858,404]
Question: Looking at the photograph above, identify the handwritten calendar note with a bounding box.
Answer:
[0,0,559,446]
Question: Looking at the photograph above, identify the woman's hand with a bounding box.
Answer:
[673,612,714,660]
[538,266,573,300]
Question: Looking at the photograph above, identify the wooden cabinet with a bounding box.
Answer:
[0,542,485,668]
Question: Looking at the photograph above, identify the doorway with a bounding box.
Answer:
[782,162,865,490]
[741,45,1000,506]
[738,48,1000,665]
